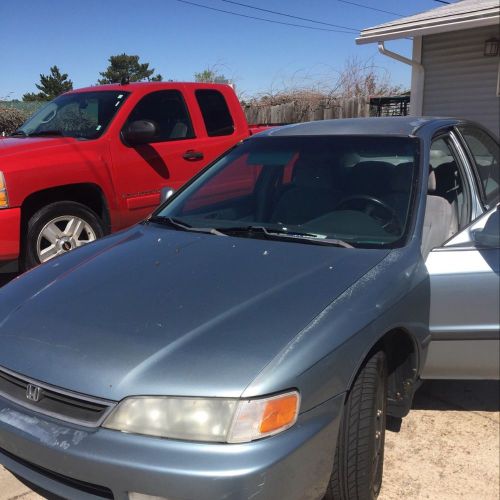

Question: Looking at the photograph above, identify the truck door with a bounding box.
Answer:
[110,89,204,227]
[188,87,246,163]
[110,87,247,229]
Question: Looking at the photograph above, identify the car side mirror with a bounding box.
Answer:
[160,186,175,204]
[122,120,157,146]
[472,207,500,248]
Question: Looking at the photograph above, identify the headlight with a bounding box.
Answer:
[102,391,300,443]
[0,172,8,209]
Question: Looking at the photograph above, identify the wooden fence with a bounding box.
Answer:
[243,96,371,125]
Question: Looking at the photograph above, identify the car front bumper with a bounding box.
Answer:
[0,393,344,500]
[0,207,21,263]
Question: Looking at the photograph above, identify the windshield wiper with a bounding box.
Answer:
[148,216,227,236]
[10,130,27,137]
[28,130,65,137]
[218,226,354,248]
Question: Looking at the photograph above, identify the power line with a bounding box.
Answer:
[220,0,359,32]
[174,0,357,34]
[336,0,404,17]
[434,0,451,4]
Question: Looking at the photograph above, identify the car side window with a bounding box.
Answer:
[125,90,195,142]
[422,137,471,256]
[195,90,234,137]
[457,125,499,207]
[430,137,470,232]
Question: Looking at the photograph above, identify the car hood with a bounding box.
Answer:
[0,225,390,401]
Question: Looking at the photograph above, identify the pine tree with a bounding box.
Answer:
[98,54,162,84]
[23,66,73,102]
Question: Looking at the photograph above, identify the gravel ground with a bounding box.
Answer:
[0,380,498,500]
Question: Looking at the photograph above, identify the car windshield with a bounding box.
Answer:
[16,91,129,139]
[156,135,420,248]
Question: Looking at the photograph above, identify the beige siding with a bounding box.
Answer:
[422,26,500,136]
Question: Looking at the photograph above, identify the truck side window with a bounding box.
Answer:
[125,90,195,142]
[458,125,499,206]
[195,90,234,137]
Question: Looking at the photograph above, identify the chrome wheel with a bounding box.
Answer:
[36,215,97,263]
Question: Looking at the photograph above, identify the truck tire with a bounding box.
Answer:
[325,351,387,500]
[23,201,104,270]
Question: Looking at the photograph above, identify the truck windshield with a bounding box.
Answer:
[16,91,129,140]
[156,135,420,248]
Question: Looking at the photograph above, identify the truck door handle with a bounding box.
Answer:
[183,150,204,161]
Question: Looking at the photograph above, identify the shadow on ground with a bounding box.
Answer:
[413,379,500,412]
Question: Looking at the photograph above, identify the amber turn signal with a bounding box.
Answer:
[228,390,300,443]
[259,393,300,434]
[0,172,8,208]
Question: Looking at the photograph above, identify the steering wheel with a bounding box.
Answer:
[335,195,402,234]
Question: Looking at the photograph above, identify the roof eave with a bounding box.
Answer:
[357,12,499,45]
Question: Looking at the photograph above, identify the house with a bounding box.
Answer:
[357,0,500,136]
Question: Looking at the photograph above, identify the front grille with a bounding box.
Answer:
[1,446,114,499]
[0,366,115,427]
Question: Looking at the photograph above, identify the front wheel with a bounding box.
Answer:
[325,351,387,500]
[23,201,104,270]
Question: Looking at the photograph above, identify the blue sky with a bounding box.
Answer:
[1,0,444,100]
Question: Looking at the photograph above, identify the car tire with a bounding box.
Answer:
[23,201,104,270]
[325,350,387,500]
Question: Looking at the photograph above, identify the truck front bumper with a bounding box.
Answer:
[0,208,21,265]
[0,394,343,500]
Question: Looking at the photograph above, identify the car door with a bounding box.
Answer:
[422,128,500,379]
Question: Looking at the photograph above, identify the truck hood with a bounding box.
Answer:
[0,136,81,162]
[0,225,389,401]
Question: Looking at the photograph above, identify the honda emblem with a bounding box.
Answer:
[26,384,42,402]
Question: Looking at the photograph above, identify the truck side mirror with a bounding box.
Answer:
[122,120,158,146]
[472,207,500,248]
[160,186,175,204]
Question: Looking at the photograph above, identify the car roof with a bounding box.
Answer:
[259,117,462,138]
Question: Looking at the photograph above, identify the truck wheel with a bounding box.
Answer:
[325,351,387,500]
[23,201,104,269]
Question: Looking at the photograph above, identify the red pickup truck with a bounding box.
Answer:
[0,82,266,272]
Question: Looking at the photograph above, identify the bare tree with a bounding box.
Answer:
[247,57,406,106]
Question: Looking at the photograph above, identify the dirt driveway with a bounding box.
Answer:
[0,380,498,500]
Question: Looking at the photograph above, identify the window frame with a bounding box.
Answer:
[121,90,196,145]
[454,124,500,210]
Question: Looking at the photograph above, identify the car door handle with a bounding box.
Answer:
[183,150,204,161]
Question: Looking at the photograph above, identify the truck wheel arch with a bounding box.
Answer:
[21,183,111,236]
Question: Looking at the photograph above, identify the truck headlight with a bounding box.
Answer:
[102,391,300,443]
[0,172,8,209]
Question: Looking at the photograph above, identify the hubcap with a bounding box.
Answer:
[37,215,96,263]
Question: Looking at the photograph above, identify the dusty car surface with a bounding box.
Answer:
[0,117,498,500]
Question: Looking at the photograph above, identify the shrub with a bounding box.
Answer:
[0,106,30,136]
